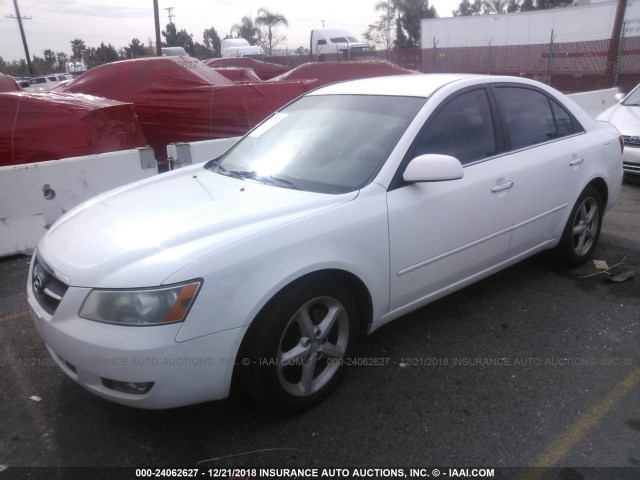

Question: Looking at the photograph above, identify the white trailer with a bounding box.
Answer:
[421,0,640,48]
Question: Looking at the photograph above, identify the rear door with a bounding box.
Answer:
[490,85,588,254]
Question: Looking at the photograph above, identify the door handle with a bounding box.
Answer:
[569,157,584,166]
[491,181,514,193]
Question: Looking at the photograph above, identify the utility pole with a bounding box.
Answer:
[153,0,162,56]
[6,0,33,75]
[164,7,174,24]
[606,0,627,84]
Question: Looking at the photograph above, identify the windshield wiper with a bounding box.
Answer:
[224,169,297,189]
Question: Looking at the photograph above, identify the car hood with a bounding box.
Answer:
[38,166,357,288]
[597,103,640,135]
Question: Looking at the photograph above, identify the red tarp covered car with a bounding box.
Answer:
[61,56,415,161]
[204,57,290,80]
[61,56,312,160]
[268,60,415,85]
[0,92,147,166]
[0,74,20,93]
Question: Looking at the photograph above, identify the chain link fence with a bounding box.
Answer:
[263,27,640,94]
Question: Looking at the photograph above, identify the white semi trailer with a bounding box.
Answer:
[421,0,639,48]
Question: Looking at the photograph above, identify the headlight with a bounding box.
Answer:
[79,281,202,326]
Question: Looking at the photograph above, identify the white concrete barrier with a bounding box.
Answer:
[567,88,619,119]
[167,137,240,168]
[0,148,157,257]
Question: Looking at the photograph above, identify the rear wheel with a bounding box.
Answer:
[555,186,603,267]
[235,277,357,411]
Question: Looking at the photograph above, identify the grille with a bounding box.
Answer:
[623,162,640,174]
[31,256,69,315]
[623,135,640,147]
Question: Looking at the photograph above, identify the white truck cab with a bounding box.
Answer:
[310,28,371,57]
[221,38,264,58]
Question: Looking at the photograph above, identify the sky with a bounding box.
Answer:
[0,0,462,63]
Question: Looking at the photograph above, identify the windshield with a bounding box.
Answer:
[212,94,425,194]
[622,85,640,106]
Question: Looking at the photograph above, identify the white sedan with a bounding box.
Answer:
[597,83,640,179]
[27,74,623,410]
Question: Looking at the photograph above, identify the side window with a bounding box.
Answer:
[495,87,578,150]
[551,100,577,137]
[413,89,496,165]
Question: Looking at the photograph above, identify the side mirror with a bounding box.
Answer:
[403,154,464,183]
[614,92,625,103]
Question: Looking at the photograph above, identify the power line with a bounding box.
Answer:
[164,6,174,24]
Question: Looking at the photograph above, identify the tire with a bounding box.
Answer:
[235,277,358,412]
[555,186,603,267]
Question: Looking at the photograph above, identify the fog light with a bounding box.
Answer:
[102,378,154,395]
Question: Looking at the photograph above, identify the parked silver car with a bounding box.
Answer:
[597,84,640,180]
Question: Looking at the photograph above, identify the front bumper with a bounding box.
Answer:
[27,255,246,409]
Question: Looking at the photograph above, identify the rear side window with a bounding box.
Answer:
[551,100,577,137]
[495,87,580,150]
[413,88,497,165]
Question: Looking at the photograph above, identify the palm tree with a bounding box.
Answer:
[231,16,260,45]
[70,38,86,61]
[375,0,407,48]
[255,8,288,56]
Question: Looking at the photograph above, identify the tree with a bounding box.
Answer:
[364,9,395,55]
[125,38,147,59]
[453,0,571,15]
[536,0,573,8]
[231,16,260,45]
[43,49,56,71]
[162,22,179,47]
[453,0,483,15]
[56,51,68,71]
[376,0,436,49]
[71,38,86,61]
[399,0,436,48]
[203,27,221,57]
[483,0,509,13]
[31,55,46,75]
[162,23,195,56]
[506,0,520,12]
[520,0,536,10]
[375,0,404,48]
[95,42,118,65]
[255,7,289,56]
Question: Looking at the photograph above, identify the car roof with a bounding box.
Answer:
[308,73,485,98]
[308,73,567,99]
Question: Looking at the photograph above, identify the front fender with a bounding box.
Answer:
[170,184,390,343]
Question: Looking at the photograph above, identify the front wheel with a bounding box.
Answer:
[554,186,603,267]
[235,277,358,411]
